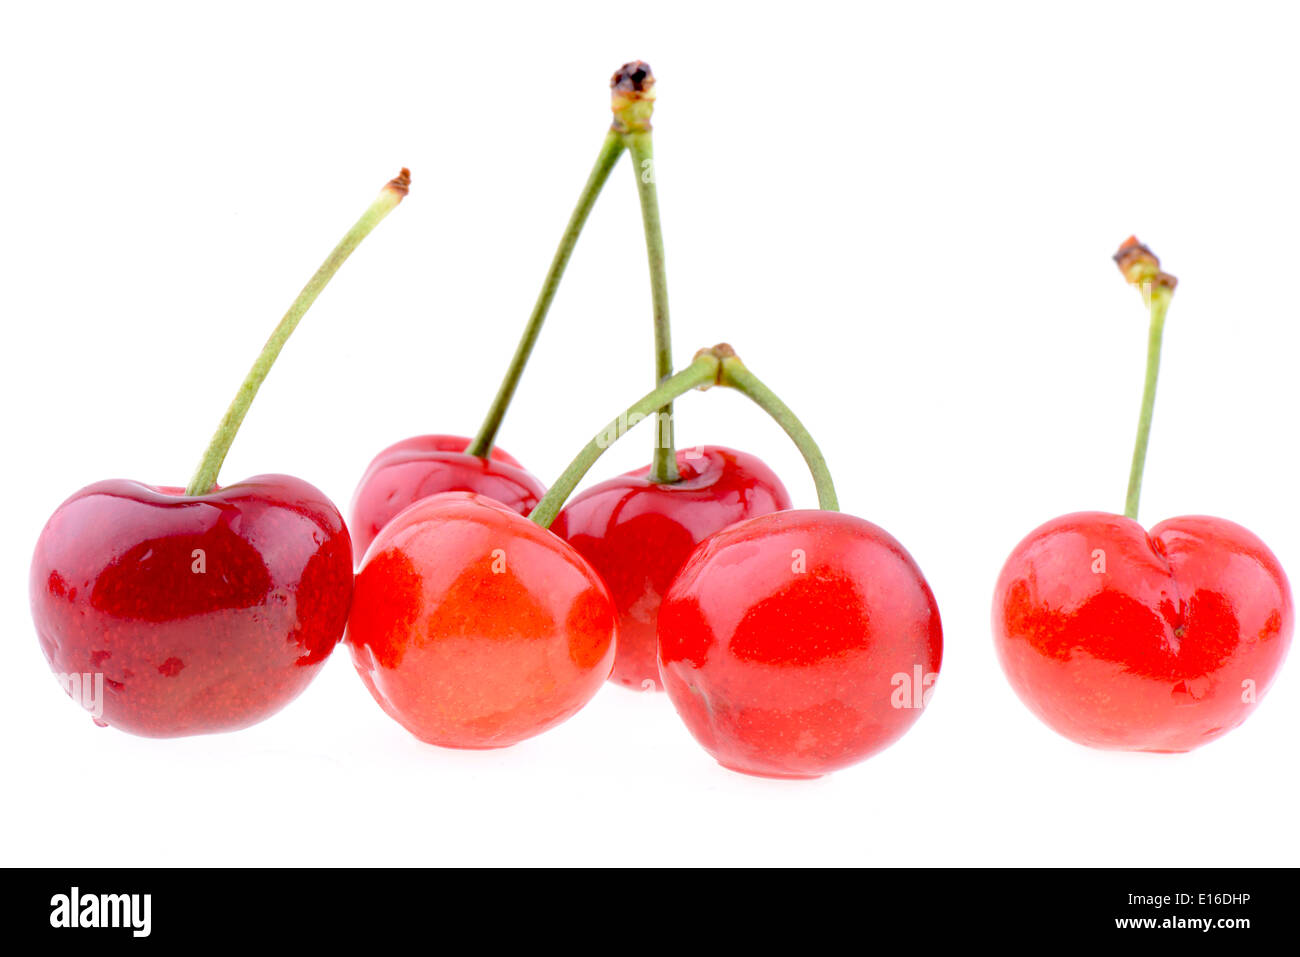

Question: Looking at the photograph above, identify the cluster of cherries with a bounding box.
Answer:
[29,65,1292,779]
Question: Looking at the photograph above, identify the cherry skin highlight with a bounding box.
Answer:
[993,511,1292,752]
[30,475,353,737]
[350,434,557,563]
[346,491,616,749]
[559,446,791,691]
[658,509,943,778]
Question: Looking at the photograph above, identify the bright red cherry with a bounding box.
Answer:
[31,476,352,737]
[560,446,791,690]
[346,492,616,749]
[994,512,1292,751]
[992,238,1293,751]
[658,509,943,779]
[349,434,554,563]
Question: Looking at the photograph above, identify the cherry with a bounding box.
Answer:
[659,510,943,778]
[560,446,791,689]
[30,169,409,736]
[992,239,1293,751]
[348,65,643,546]
[994,512,1292,751]
[345,492,616,748]
[31,477,351,736]
[349,434,555,563]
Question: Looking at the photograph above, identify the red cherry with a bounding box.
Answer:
[560,446,791,690]
[28,169,406,737]
[30,475,352,737]
[346,491,616,748]
[658,509,943,778]
[350,434,554,563]
[993,511,1293,752]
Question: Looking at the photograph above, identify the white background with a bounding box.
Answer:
[2,1,1297,867]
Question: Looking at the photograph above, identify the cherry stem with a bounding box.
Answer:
[627,131,678,483]
[184,170,410,496]
[1124,289,1171,520]
[1114,237,1177,521]
[528,345,839,529]
[529,353,720,529]
[718,356,840,512]
[613,61,678,484]
[465,130,626,458]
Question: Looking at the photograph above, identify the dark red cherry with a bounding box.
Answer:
[31,475,352,737]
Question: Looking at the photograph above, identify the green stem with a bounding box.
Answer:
[530,345,840,528]
[1124,288,1171,520]
[625,129,678,484]
[719,357,839,511]
[185,170,409,496]
[529,354,719,528]
[465,131,626,458]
